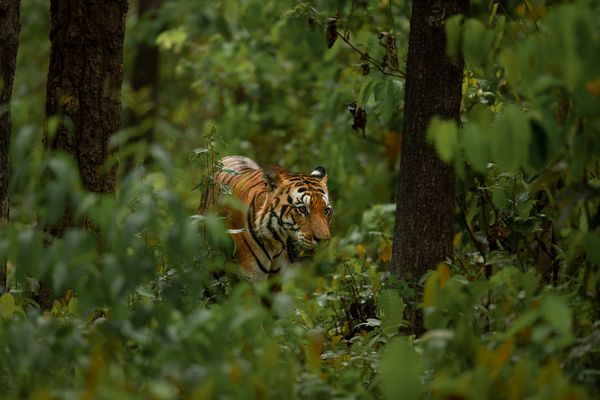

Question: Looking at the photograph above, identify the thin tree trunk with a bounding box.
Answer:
[391,0,468,334]
[124,0,162,172]
[44,0,128,235]
[0,0,21,292]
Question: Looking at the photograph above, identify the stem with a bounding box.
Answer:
[457,193,487,265]
[523,0,540,32]
[335,30,406,79]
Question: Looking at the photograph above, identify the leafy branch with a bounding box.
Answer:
[290,3,406,79]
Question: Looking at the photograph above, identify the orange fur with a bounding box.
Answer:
[199,156,332,280]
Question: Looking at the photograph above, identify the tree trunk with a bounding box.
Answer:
[391,0,468,333]
[124,0,162,172]
[44,0,128,234]
[0,0,21,292]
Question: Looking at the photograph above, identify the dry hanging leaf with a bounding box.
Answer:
[326,17,338,48]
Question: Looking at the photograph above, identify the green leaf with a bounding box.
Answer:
[445,14,464,62]
[461,123,489,173]
[463,18,494,67]
[380,339,423,400]
[0,293,18,320]
[155,27,188,52]
[499,48,522,87]
[373,80,387,102]
[541,293,572,339]
[358,78,376,108]
[490,105,531,171]
[427,117,458,163]
[583,233,600,264]
[378,289,406,337]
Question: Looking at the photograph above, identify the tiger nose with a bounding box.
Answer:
[315,228,330,242]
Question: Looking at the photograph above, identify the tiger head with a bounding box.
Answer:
[255,165,332,261]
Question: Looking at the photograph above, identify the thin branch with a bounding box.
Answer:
[305,8,405,78]
[345,0,356,38]
[523,0,540,32]
[388,0,396,34]
[335,30,406,78]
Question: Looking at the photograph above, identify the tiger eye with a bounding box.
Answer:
[298,206,308,215]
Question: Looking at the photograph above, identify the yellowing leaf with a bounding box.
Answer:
[585,78,600,96]
[379,243,392,263]
[437,263,451,288]
[67,297,78,316]
[356,244,366,259]
[423,272,438,307]
[229,360,241,385]
[261,341,279,371]
[0,293,17,320]
[306,332,324,372]
[493,341,513,372]
[453,232,463,249]
[331,335,343,347]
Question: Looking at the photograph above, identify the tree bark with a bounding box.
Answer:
[44,0,128,234]
[391,0,468,333]
[0,0,21,292]
[124,0,162,172]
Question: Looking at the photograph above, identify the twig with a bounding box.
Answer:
[335,30,405,78]
[305,7,405,78]
[344,1,356,38]
[387,0,396,34]
[523,0,540,32]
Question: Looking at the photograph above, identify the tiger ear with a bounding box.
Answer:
[263,166,283,191]
[310,166,327,183]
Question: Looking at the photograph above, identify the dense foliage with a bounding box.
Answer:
[1,0,599,399]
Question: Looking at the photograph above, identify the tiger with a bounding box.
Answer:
[199,156,332,281]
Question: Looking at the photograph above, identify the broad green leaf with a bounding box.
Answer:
[358,78,376,107]
[499,48,521,87]
[490,105,531,171]
[461,123,490,173]
[222,0,239,29]
[378,289,406,337]
[468,103,494,128]
[380,339,423,400]
[0,293,23,320]
[463,19,494,67]
[0,293,17,320]
[373,80,387,102]
[379,81,398,123]
[445,14,464,62]
[427,117,458,163]
[155,27,188,52]
[540,293,572,339]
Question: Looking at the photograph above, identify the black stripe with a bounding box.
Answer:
[268,209,285,247]
[246,198,272,261]
[241,235,270,274]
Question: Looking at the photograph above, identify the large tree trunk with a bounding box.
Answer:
[0,0,21,292]
[41,0,128,308]
[391,0,468,333]
[44,0,128,234]
[124,0,162,172]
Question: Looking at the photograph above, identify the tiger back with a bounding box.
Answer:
[199,156,332,280]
